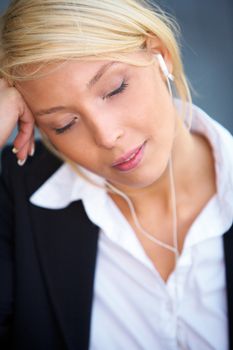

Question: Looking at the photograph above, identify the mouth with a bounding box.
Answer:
[111,141,147,172]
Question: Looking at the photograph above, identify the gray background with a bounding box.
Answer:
[156,0,233,132]
[1,0,233,140]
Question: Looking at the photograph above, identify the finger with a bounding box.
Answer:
[13,107,35,165]
[15,141,29,166]
[13,102,35,154]
[28,133,35,157]
[15,134,35,164]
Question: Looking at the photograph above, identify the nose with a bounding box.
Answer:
[86,112,124,149]
[94,121,124,149]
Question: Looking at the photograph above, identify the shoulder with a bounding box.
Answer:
[1,141,63,195]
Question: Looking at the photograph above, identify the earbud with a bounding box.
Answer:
[155,53,174,81]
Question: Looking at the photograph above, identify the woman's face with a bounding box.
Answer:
[18,51,177,190]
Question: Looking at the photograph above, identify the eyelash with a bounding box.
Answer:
[54,117,79,135]
[54,80,128,134]
[104,80,128,99]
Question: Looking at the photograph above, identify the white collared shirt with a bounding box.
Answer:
[30,100,233,350]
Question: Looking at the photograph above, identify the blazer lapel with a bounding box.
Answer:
[25,144,100,349]
[224,222,233,350]
[29,201,99,350]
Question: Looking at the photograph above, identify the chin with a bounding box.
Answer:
[109,159,169,190]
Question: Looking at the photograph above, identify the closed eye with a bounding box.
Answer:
[105,80,128,99]
[53,116,79,135]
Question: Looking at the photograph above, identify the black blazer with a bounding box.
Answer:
[0,142,232,350]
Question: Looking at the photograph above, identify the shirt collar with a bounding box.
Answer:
[189,102,233,222]
[30,161,106,209]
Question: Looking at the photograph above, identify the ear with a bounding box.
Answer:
[144,36,173,77]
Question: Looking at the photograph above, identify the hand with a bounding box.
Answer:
[0,78,35,165]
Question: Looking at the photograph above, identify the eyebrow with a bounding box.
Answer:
[34,106,66,117]
[34,61,119,117]
[87,61,119,89]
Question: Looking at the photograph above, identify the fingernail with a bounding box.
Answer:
[29,144,35,157]
[12,147,19,154]
[17,158,27,166]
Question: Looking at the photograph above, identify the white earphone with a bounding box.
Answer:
[155,53,174,81]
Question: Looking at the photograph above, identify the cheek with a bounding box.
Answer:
[41,128,100,169]
[127,74,171,131]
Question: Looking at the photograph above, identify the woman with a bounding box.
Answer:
[0,0,232,349]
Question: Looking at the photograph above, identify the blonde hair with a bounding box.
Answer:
[0,0,193,186]
[1,0,191,99]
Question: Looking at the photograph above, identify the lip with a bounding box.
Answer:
[112,141,146,172]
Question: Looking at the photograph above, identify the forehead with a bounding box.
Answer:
[16,59,116,101]
[16,50,150,87]
[18,59,113,86]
